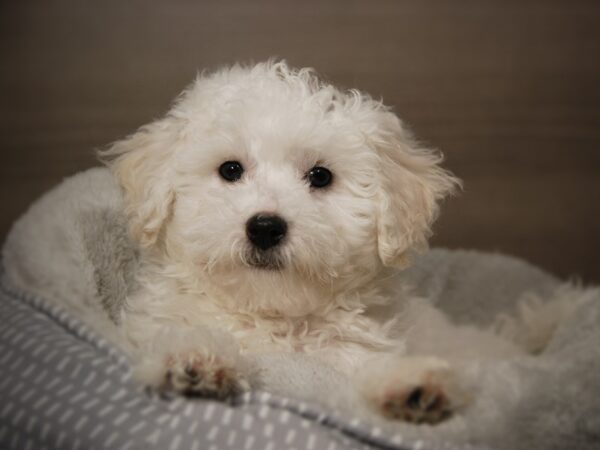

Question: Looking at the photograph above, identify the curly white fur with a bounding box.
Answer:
[94,61,574,421]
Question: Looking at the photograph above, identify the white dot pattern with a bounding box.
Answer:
[0,274,475,450]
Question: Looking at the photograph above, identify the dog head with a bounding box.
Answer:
[101,61,459,316]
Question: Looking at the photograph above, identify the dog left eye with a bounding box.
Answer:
[218,161,244,182]
[306,166,333,188]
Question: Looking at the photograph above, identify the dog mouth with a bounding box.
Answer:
[243,247,285,271]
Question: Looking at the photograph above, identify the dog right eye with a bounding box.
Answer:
[218,161,244,182]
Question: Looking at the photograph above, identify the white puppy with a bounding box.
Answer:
[98,61,548,424]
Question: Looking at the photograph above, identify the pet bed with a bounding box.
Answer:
[1,168,599,450]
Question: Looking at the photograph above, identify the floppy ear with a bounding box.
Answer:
[99,117,181,248]
[373,112,460,267]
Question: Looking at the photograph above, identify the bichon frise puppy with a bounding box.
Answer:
[97,61,550,424]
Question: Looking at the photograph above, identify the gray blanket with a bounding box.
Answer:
[2,168,600,450]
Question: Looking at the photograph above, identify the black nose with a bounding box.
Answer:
[246,214,287,250]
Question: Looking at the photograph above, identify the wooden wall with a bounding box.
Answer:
[2,0,599,281]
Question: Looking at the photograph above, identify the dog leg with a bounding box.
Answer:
[128,325,252,398]
[357,356,468,424]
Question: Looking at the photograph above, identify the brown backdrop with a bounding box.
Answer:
[1,0,599,282]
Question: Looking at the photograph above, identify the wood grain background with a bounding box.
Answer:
[1,0,599,281]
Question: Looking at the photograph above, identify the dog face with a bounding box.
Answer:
[102,62,458,316]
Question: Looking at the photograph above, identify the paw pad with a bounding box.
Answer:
[382,383,452,424]
[163,352,244,398]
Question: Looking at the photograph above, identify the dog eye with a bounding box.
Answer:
[307,166,333,188]
[218,161,244,182]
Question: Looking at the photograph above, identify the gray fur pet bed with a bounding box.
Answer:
[1,168,600,450]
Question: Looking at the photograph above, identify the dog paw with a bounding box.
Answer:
[360,356,467,425]
[162,351,249,398]
[381,380,452,424]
